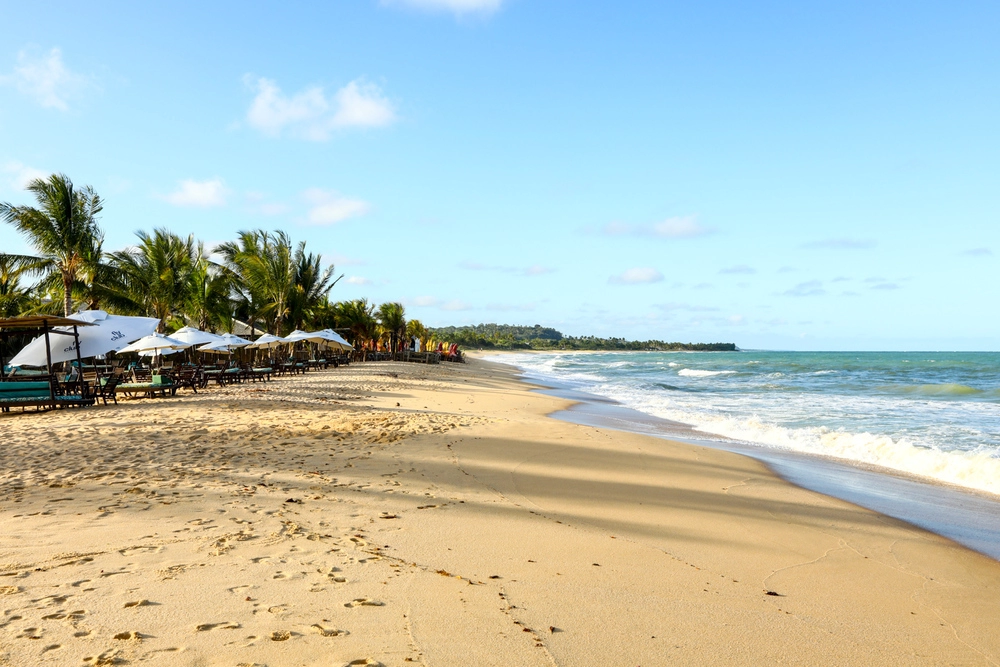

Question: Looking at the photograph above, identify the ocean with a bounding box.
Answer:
[492,350,1000,496]
[488,350,1000,558]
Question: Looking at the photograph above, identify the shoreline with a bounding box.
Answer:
[469,348,1000,560]
[2,358,999,664]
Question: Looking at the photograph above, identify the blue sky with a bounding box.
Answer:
[1,1,998,350]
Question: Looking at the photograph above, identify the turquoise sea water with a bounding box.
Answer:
[491,351,1000,497]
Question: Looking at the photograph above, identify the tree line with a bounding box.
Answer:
[0,173,429,352]
[428,324,736,351]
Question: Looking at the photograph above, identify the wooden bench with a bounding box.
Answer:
[0,379,55,412]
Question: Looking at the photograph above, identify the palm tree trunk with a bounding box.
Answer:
[63,275,73,316]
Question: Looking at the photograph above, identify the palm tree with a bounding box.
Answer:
[377,302,406,354]
[0,173,104,315]
[287,246,341,331]
[185,245,232,331]
[0,254,42,318]
[406,318,430,352]
[336,299,377,351]
[217,230,295,335]
[107,228,197,331]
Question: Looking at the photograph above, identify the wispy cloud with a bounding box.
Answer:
[485,302,537,312]
[609,267,664,285]
[163,178,229,207]
[328,253,366,267]
[719,264,756,275]
[459,260,553,277]
[783,280,825,297]
[802,238,876,250]
[2,161,48,190]
[345,276,372,286]
[382,0,503,14]
[1,48,90,111]
[407,296,472,311]
[244,192,288,216]
[600,215,713,240]
[962,247,992,257]
[245,76,395,141]
[302,188,370,225]
[652,302,720,312]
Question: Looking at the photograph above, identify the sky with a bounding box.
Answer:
[1,1,998,350]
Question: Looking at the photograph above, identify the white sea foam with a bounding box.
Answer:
[677,369,736,377]
[491,351,1000,498]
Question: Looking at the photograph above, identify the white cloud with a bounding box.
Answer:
[407,296,472,311]
[783,280,825,297]
[719,264,756,275]
[459,260,554,276]
[1,48,89,111]
[328,253,366,267]
[163,178,229,207]
[523,264,554,276]
[302,188,370,225]
[609,268,664,285]
[382,0,503,14]
[245,76,396,141]
[802,238,876,250]
[244,192,288,216]
[650,216,712,239]
[346,276,373,286]
[2,161,48,190]
[962,247,992,257]
[600,215,713,239]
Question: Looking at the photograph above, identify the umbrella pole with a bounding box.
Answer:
[43,323,55,404]
[73,325,86,400]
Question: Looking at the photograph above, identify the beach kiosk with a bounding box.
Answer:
[0,315,93,410]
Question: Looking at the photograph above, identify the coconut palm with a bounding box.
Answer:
[107,228,197,331]
[0,254,43,318]
[216,230,296,335]
[185,246,232,331]
[336,299,377,350]
[287,246,341,331]
[406,318,430,352]
[0,173,104,315]
[377,302,406,354]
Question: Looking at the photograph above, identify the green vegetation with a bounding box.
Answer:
[428,324,736,351]
[0,172,432,354]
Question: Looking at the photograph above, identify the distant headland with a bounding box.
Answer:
[428,324,737,352]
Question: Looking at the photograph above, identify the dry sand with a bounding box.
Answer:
[1,357,999,666]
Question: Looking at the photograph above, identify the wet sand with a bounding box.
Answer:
[1,357,999,665]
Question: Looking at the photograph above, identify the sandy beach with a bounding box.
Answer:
[1,357,999,666]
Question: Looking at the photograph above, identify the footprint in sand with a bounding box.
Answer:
[345,659,383,666]
[0,586,21,595]
[270,630,291,641]
[123,600,153,608]
[113,631,141,640]
[311,624,347,637]
[344,598,384,608]
[84,649,123,665]
[195,622,241,631]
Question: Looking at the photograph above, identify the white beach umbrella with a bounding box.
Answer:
[9,310,159,367]
[283,329,314,343]
[170,326,225,347]
[321,329,353,351]
[248,333,289,349]
[197,333,251,353]
[118,332,192,354]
